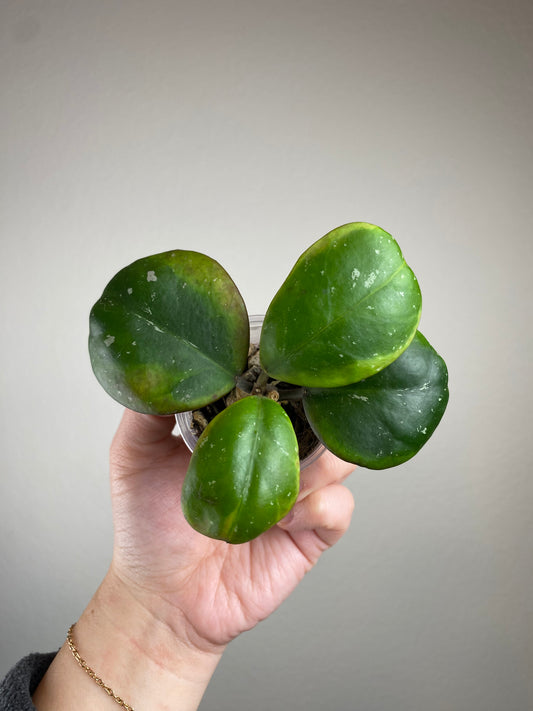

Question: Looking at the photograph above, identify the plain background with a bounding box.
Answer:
[1,1,532,709]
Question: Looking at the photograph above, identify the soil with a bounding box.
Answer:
[190,344,321,462]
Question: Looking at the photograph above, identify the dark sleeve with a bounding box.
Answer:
[0,653,57,711]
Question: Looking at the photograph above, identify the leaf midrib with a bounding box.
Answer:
[280,260,410,363]
[220,399,263,541]
[111,301,235,379]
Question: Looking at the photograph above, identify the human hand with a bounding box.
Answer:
[33,409,354,711]
[109,408,355,649]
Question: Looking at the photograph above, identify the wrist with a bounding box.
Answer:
[33,570,224,711]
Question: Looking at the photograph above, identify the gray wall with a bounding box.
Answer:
[1,1,531,709]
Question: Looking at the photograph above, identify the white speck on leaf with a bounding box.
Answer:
[351,268,360,280]
[147,271,157,282]
[104,335,115,347]
[127,288,133,295]
[364,272,377,288]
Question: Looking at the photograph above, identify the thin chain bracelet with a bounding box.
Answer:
[66,623,135,711]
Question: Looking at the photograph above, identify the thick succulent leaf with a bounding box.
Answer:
[182,396,300,544]
[260,222,422,387]
[303,332,448,469]
[89,250,249,415]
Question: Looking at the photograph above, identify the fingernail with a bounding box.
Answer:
[278,509,294,528]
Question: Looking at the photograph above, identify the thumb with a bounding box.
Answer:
[111,408,189,473]
[116,408,177,447]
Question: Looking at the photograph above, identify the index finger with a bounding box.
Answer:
[298,448,355,501]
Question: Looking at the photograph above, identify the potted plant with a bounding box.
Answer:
[174,314,327,468]
[89,222,449,543]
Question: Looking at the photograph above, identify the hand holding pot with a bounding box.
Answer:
[33,409,354,711]
[109,409,354,645]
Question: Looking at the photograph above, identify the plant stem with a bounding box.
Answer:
[276,387,305,402]
[253,370,270,393]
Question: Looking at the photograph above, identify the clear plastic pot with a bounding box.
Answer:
[175,314,325,470]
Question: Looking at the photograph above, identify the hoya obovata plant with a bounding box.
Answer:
[89,222,449,544]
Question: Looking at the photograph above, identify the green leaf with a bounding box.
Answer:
[260,222,422,387]
[303,332,449,469]
[182,396,300,543]
[89,250,249,415]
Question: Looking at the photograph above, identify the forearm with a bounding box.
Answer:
[32,571,225,711]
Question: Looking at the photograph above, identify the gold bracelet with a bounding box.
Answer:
[66,623,135,711]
